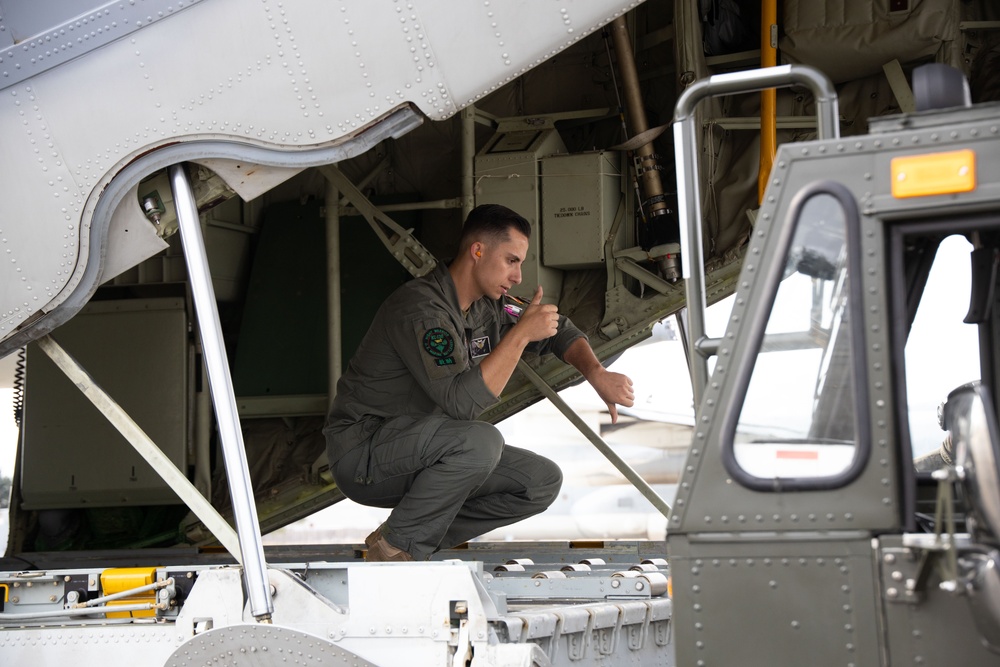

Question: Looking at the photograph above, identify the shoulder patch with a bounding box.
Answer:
[422,327,456,366]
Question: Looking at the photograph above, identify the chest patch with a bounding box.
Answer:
[469,335,492,359]
[422,327,456,366]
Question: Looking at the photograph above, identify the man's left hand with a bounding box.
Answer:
[588,368,635,424]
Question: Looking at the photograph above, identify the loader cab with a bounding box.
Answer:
[668,64,1000,666]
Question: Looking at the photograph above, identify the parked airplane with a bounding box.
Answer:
[1,0,998,665]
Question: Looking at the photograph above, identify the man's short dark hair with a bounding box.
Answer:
[458,204,531,250]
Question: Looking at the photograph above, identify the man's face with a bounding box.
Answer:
[474,230,529,300]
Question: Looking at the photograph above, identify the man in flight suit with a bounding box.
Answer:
[323,204,635,561]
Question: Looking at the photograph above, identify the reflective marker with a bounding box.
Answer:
[891,149,976,198]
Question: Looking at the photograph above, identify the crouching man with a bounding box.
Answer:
[323,204,634,561]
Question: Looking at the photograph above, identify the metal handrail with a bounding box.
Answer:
[672,64,839,406]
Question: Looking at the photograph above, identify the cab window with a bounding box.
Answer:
[727,186,865,487]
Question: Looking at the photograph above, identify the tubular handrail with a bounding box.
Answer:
[672,64,839,407]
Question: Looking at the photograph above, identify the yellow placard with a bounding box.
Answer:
[891,149,976,198]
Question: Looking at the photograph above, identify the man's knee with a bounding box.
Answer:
[462,421,505,468]
[435,420,504,471]
[534,456,563,506]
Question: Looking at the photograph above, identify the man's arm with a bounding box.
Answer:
[482,287,636,418]
[479,286,559,396]
[562,337,635,424]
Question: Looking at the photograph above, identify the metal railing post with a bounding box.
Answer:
[169,164,273,622]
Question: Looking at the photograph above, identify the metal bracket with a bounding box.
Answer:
[885,466,970,603]
[883,59,916,113]
[318,165,437,278]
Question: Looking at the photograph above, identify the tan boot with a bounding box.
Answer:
[364,523,384,549]
[364,525,414,562]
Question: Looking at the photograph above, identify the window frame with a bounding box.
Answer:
[721,180,871,492]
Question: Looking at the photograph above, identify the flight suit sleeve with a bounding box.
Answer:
[390,314,500,420]
[524,313,588,361]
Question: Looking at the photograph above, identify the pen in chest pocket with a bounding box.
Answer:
[502,293,531,318]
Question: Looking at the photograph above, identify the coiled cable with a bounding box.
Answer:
[12,347,25,428]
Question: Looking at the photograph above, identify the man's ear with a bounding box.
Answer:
[472,242,483,259]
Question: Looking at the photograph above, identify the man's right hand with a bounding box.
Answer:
[482,286,558,397]
[515,286,559,342]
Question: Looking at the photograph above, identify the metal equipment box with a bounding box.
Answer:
[541,151,623,269]
[20,298,190,509]
[475,124,568,304]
